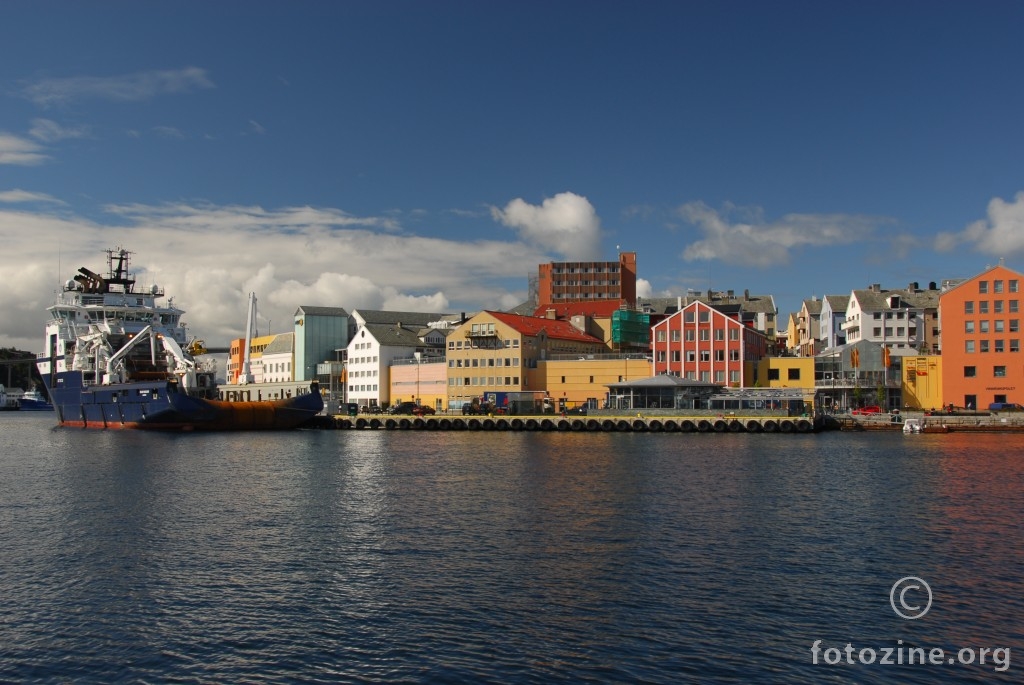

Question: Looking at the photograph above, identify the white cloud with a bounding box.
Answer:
[23,67,214,106]
[0,189,63,204]
[490,191,602,260]
[0,132,48,165]
[0,200,546,352]
[934,191,1024,255]
[636,278,653,299]
[676,201,881,267]
[248,120,266,135]
[29,118,90,143]
[153,126,186,139]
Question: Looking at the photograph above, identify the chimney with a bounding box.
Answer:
[929,281,937,290]
[909,282,919,291]
[744,289,750,301]
[870,283,881,293]
[727,289,734,298]
[545,308,557,319]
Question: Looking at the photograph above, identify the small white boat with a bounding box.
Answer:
[903,418,922,433]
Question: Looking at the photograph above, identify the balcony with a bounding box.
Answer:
[467,328,498,338]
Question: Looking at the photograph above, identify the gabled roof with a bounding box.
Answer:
[823,294,850,312]
[939,262,1024,297]
[801,298,823,315]
[360,322,445,348]
[531,301,627,319]
[485,311,604,344]
[262,332,294,355]
[851,285,940,311]
[295,305,348,317]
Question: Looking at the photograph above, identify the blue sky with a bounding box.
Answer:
[3,1,1024,351]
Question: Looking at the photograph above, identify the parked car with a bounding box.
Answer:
[851,405,882,415]
[413,405,436,416]
[387,402,420,415]
[988,402,1024,412]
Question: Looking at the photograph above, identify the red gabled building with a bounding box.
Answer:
[650,300,772,387]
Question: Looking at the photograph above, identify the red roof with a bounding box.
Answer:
[531,300,627,319]
[487,311,604,344]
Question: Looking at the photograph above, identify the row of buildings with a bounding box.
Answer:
[220,252,1024,415]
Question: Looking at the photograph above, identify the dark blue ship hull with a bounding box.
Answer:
[42,371,323,430]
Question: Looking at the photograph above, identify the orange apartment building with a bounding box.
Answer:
[939,263,1024,410]
[538,251,637,307]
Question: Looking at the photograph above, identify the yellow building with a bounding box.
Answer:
[541,356,653,410]
[446,310,604,410]
[388,357,448,413]
[901,355,942,410]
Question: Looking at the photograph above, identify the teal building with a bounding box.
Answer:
[294,306,349,381]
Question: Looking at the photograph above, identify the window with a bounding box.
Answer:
[788,368,801,380]
[995,320,1005,333]
[714,350,725,362]
[684,311,695,323]
[873,327,882,337]
[964,366,976,378]
[730,370,740,383]
[995,340,1004,353]
[980,301,989,314]
[700,371,710,383]
[671,351,680,362]
[1012,340,1020,353]
[966,340,975,353]
[686,330,695,341]
[965,321,975,334]
[699,329,710,341]
[995,280,1004,293]
[768,368,780,381]
[671,330,681,342]
[995,300,1005,313]
[979,280,989,294]
[994,365,1007,377]
[699,310,710,323]
[714,329,725,341]
[656,330,666,342]
[730,329,740,341]
[1011,300,1020,313]
[730,349,740,361]
[874,312,882,320]
[981,340,990,353]
[686,351,695,362]
[1011,280,1019,293]
[700,350,711,362]
[1012,320,1020,333]
[980,320,990,333]
[715,370,725,383]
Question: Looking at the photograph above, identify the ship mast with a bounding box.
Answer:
[238,292,257,384]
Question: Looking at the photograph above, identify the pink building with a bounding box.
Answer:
[650,300,772,387]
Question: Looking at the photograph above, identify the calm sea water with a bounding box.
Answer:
[1,412,1021,684]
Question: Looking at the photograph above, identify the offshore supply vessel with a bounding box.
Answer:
[36,248,322,430]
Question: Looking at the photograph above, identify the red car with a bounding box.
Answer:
[851,406,882,415]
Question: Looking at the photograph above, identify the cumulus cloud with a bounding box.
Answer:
[636,278,653,299]
[676,201,883,267]
[934,191,1024,255]
[0,132,48,165]
[23,66,214,106]
[0,200,545,352]
[490,191,602,260]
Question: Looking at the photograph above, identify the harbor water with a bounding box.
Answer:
[1,412,1021,683]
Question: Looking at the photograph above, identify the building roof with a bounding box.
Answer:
[262,332,294,355]
[361,322,445,348]
[531,301,628,319]
[823,294,850,311]
[801,298,823,315]
[486,311,604,344]
[352,309,451,327]
[294,305,349,317]
[606,375,720,390]
[851,285,940,311]
[639,290,777,316]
